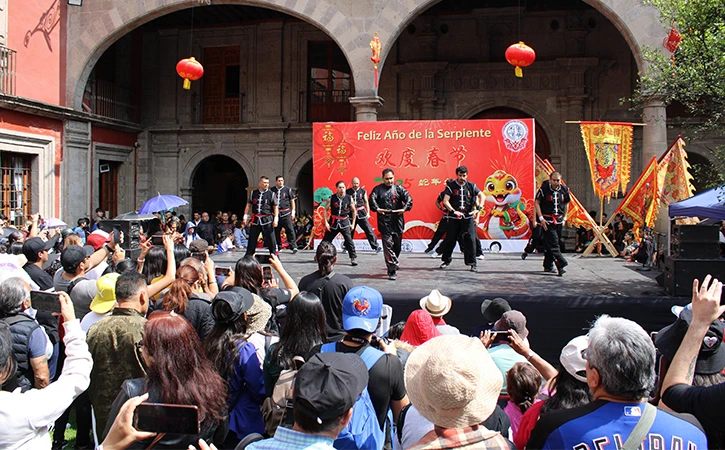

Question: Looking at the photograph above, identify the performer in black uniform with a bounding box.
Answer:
[323,181,357,266]
[426,184,451,254]
[534,171,570,276]
[347,177,381,253]
[439,166,483,272]
[271,175,298,254]
[243,176,279,257]
[370,168,413,280]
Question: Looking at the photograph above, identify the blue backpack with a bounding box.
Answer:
[320,343,386,450]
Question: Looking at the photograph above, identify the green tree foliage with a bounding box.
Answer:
[634,0,725,188]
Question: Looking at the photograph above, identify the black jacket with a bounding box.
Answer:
[369,183,413,234]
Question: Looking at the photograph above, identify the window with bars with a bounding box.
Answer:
[0,153,31,226]
[308,41,352,123]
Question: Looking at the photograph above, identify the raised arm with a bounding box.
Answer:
[146,234,176,298]
[269,254,299,299]
[661,276,724,396]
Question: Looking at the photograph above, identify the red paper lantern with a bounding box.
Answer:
[314,124,344,168]
[176,57,204,90]
[663,27,682,53]
[333,140,354,174]
[505,42,536,78]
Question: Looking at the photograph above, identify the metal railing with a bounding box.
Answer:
[92,79,139,123]
[0,45,17,96]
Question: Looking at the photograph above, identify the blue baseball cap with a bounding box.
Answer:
[342,286,383,332]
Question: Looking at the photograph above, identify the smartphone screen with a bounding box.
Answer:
[263,266,273,282]
[255,254,271,265]
[151,235,164,246]
[133,403,200,435]
[30,291,61,314]
[215,266,230,277]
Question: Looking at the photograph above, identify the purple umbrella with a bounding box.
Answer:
[139,193,189,214]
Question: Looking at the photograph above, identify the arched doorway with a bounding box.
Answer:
[191,155,248,215]
[687,152,719,193]
[471,108,551,160]
[296,159,313,217]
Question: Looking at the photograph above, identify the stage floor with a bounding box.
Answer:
[211,249,667,299]
[211,249,690,363]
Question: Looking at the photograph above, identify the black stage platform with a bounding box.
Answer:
[212,250,696,363]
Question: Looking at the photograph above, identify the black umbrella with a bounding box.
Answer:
[2,226,19,237]
[114,211,156,221]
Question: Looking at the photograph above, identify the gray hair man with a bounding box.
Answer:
[527,315,706,449]
[0,278,50,391]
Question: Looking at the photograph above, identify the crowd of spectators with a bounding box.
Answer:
[140,210,314,254]
[0,209,723,450]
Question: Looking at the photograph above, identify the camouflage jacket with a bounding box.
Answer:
[87,307,147,435]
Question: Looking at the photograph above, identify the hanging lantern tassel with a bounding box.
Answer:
[176,57,204,90]
[505,41,536,78]
[370,32,382,88]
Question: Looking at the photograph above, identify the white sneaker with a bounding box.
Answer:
[431,252,440,258]
[477,254,485,260]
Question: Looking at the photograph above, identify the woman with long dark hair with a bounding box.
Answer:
[204,289,265,446]
[230,255,298,334]
[263,291,326,394]
[159,265,215,340]
[141,246,167,285]
[104,311,227,448]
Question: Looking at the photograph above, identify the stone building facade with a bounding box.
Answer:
[4,0,719,223]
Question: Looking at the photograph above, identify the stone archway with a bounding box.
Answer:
[66,0,368,110]
[191,155,248,216]
[66,1,667,112]
[470,107,552,161]
[296,159,313,217]
[686,151,718,194]
[377,0,667,78]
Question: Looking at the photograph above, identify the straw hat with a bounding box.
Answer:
[419,290,452,318]
[405,335,503,429]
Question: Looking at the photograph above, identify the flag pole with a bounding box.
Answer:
[565,121,647,126]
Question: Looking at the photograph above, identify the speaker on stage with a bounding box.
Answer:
[664,256,725,298]
[670,224,720,260]
[97,220,142,251]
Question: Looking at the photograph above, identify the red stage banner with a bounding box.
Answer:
[312,119,536,252]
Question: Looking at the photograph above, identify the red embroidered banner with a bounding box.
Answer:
[616,157,660,229]
[580,122,634,202]
[658,136,695,206]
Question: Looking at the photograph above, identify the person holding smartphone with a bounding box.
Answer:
[103,311,228,448]
[244,176,279,258]
[0,284,93,448]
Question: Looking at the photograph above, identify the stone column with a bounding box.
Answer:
[178,187,193,218]
[63,120,92,223]
[642,98,668,161]
[157,29,179,125]
[642,98,669,233]
[350,96,384,122]
[562,96,592,208]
